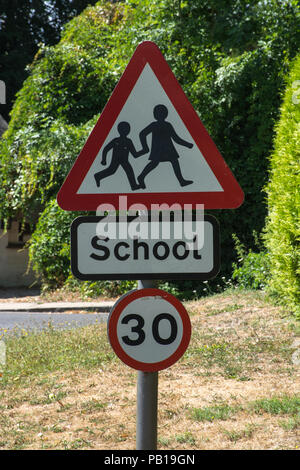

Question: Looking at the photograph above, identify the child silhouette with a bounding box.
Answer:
[137,104,194,189]
[94,121,145,190]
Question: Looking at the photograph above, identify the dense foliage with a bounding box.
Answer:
[231,233,270,291]
[0,0,299,294]
[28,199,83,287]
[263,55,300,316]
[0,0,98,120]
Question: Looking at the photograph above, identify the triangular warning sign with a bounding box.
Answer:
[57,41,243,211]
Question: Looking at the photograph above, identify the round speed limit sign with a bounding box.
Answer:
[107,288,191,372]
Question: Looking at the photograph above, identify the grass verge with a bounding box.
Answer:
[0,289,299,450]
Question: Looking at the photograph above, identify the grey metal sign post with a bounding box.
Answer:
[136,279,158,450]
[107,280,192,450]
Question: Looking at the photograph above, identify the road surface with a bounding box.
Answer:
[0,311,108,337]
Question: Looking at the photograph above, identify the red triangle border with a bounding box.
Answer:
[57,41,244,211]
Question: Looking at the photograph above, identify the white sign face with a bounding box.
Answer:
[107,288,191,371]
[117,298,183,364]
[71,215,220,280]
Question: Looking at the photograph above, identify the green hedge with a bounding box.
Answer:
[231,233,270,290]
[28,200,84,288]
[264,55,300,316]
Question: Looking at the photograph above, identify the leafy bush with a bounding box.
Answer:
[231,234,270,290]
[232,251,270,290]
[28,200,84,288]
[263,55,300,316]
[64,276,137,298]
[232,252,270,291]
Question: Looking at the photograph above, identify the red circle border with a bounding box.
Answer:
[107,288,191,372]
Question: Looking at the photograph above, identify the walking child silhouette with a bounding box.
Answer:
[94,121,144,190]
[137,104,194,189]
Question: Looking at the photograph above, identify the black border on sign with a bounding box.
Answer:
[70,214,220,281]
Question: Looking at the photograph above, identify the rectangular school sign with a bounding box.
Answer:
[70,214,220,281]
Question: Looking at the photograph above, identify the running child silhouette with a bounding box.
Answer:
[94,121,144,190]
[137,104,194,189]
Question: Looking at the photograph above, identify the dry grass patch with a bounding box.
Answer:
[0,289,299,450]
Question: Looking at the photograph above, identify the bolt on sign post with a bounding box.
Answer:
[57,41,243,450]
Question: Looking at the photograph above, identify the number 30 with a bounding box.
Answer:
[121,313,178,346]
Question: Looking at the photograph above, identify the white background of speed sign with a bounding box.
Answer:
[107,288,191,371]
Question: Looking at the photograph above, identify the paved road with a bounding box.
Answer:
[0,311,108,336]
